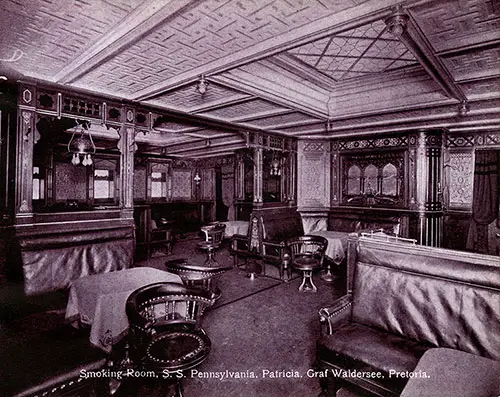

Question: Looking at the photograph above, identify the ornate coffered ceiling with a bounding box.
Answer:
[0,0,499,157]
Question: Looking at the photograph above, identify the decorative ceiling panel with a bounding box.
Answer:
[410,0,500,53]
[199,98,288,120]
[149,82,251,111]
[71,0,368,96]
[0,0,143,79]
[442,47,500,82]
[243,112,321,128]
[286,18,418,81]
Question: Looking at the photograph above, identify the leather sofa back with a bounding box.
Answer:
[260,209,304,242]
[18,225,135,295]
[351,237,500,360]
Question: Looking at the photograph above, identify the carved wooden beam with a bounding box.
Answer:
[385,6,466,102]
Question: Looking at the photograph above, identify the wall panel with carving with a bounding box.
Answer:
[171,169,192,200]
[297,141,330,208]
[446,150,474,209]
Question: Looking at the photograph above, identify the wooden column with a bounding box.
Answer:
[16,110,35,214]
[253,147,263,205]
[118,125,136,210]
[414,130,443,246]
[287,150,297,206]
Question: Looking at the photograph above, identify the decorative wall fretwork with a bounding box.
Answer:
[338,136,408,151]
[446,135,475,147]
[446,132,500,148]
[447,151,474,209]
[62,95,102,118]
[245,131,296,152]
[198,154,234,168]
[303,141,325,151]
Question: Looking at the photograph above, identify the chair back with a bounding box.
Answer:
[126,282,216,333]
[287,235,328,265]
[201,223,226,245]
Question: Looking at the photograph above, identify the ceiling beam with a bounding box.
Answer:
[268,54,338,89]
[386,7,466,102]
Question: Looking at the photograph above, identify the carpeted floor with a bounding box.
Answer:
[1,236,349,397]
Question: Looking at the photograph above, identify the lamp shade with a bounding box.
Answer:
[67,124,96,166]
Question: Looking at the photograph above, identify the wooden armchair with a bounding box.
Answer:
[165,258,232,299]
[126,282,216,396]
[286,235,328,292]
[197,223,226,266]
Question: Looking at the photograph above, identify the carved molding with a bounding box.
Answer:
[338,135,409,151]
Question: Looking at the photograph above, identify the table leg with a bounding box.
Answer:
[320,258,340,282]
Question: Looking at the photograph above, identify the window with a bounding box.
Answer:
[382,163,398,196]
[94,169,114,199]
[151,171,168,198]
[33,166,45,200]
[347,165,361,195]
[91,157,119,205]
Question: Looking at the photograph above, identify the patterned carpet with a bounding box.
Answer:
[1,236,348,397]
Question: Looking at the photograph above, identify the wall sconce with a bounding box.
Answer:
[194,171,202,186]
[67,122,95,166]
[196,75,209,96]
[458,100,470,116]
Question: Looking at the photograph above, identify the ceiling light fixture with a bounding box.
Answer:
[196,75,209,96]
[458,100,470,116]
[68,122,96,166]
[270,151,281,176]
[194,171,202,186]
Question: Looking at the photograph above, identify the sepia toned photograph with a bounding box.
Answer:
[0,0,499,396]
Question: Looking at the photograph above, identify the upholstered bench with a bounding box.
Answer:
[1,310,109,397]
[316,234,500,397]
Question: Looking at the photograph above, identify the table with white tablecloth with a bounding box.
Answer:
[221,221,249,238]
[308,230,349,264]
[65,267,182,352]
[308,230,349,282]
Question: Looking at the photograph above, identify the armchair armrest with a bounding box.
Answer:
[230,234,249,252]
[261,239,287,262]
[318,293,353,335]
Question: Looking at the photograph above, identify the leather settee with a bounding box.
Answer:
[316,233,500,396]
[230,208,304,280]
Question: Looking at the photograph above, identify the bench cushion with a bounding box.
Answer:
[317,322,431,393]
[1,310,107,396]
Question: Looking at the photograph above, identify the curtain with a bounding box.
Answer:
[466,150,499,253]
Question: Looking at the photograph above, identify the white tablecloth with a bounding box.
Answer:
[308,231,349,263]
[221,221,249,238]
[65,267,182,352]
